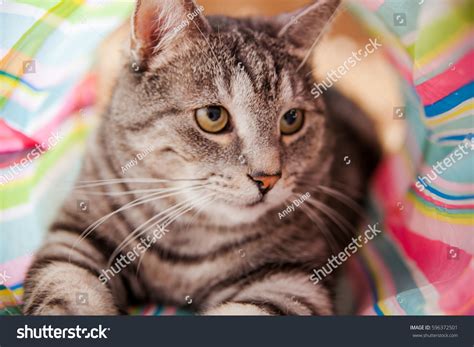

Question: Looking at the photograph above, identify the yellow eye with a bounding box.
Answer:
[280,109,304,135]
[195,106,230,134]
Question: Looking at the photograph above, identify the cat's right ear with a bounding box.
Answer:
[275,0,341,58]
[130,0,211,70]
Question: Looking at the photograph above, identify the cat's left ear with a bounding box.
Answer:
[275,0,341,57]
[130,0,211,70]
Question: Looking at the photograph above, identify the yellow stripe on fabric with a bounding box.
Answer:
[0,75,41,98]
[0,288,20,307]
[426,100,474,127]
[414,26,472,68]
[408,1,473,62]
[406,194,474,225]
[0,0,84,108]
[360,248,390,315]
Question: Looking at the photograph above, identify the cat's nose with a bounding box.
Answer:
[249,173,281,194]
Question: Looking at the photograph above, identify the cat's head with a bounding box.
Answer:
[106,0,341,226]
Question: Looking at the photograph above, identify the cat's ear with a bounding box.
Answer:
[130,0,210,69]
[275,0,341,56]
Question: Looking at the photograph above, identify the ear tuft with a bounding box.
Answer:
[131,0,209,69]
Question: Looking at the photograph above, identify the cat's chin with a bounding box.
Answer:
[201,199,279,227]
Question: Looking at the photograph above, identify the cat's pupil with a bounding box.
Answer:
[284,110,298,125]
[207,107,221,122]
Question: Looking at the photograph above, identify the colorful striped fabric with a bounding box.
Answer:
[346,0,473,315]
[0,0,133,314]
[1,0,472,316]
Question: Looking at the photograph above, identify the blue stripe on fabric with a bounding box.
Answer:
[418,180,474,200]
[1,78,81,130]
[8,283,22,291]
[425,82,474,117]
[0,70,40,92]
[356,255,384,316]
[437,133,473,142]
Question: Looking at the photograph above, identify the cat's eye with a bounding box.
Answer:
[195,106,230,134]
[280,109,304,135]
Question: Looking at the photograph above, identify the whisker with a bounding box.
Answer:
[73,188,184,196]
[82,185,205,240]
[295,174,362,198]
[162,194,216,230]
[134,194,216,273]
[69,185,206,259]
[296,197,341,255]
[317,185,365,217]
[106,193,214,269]
[74,177,207,189]
[176,193,216,235]
[305,197,355,239]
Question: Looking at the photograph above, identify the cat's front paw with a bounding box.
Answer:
[202,302,271,316]
[28,304,72,316]
[24,293,119,316]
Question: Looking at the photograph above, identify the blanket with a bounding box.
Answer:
[0,0,472,316]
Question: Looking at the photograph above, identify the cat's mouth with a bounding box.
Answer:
[215,193,266,208]
[242,195,267,207]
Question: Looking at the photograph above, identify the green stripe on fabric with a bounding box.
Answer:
[406,45,415,60]
[407,1,473,61]
[0,125,89,210]
[0,306,22,316]
[10,0,81,57]
[0,0,83,109]
[411,192,474,218]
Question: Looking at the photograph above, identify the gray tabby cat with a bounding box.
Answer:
[23,0,380,315]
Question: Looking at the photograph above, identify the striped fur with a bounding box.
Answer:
[23,0,379,315]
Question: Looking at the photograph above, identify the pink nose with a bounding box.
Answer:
[249,174,281,194]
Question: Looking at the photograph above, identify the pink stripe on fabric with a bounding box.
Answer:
[416,50,474,106]
[31,74,96,143]
[388,221,472,289]
[142,304,155,315]
[414,187,474,210]
[374,156,415,211]
[0,119,38,154]
[439,267,474,314]
[403,201,473,254]
[162,307,177,316]
[414,34,474,81]
[359,0,385,11]
[0,254,32,285]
